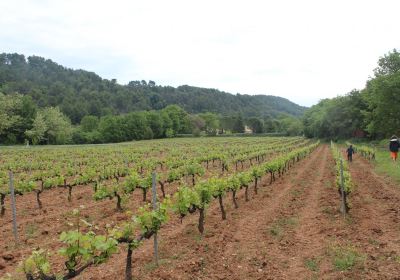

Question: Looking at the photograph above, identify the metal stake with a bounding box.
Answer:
[151,172,159,265]
[339,159,346,218]
[9,171,18,242]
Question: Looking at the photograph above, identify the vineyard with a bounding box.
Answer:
[1,137,400,279]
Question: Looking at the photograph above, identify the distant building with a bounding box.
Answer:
[244,125,253,134]
[352,129,366,138]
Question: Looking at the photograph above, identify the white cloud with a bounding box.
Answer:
[1,0,399,106]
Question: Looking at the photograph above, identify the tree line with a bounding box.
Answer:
[0,52,305,145]
[0,94,303,145]
[303,49,400,140]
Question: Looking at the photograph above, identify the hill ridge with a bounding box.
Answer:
[0,53,306,124]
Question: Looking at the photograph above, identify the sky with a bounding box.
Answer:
[1,0,399,107]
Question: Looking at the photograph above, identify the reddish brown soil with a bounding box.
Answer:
[2,145,400,279]
[0,155,269,276]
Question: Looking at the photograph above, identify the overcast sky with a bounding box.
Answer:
[1,0,399,106]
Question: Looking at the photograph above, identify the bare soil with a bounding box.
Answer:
[2,145,400,280]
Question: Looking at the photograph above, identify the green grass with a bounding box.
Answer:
[368,238,379,246]
[329,244,366,271]
[269,217,298,238]
[290,188,302,197]
[345,142,400,184]
[144,259,167,271]
[269,224,283,237]
[374,149,400,181]
[25,223,38,238]
[304,258,320,272]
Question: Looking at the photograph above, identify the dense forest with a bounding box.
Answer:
[0,53,305,145]
[303,49,400,140]
[0,53,305,123]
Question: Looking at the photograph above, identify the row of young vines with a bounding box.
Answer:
[2,140,319,280]
[346,141,376,161]
[0,137,309,215]
[330,141,354,213]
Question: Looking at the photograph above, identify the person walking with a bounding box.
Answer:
[389,135,400,161]
[346,145,355,162]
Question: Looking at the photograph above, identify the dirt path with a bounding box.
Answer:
[342,153,400,279]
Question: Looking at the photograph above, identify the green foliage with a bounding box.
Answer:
[16,180,36,193]
[236,172,252,187]
[125,171,141,193]
[173,186,199,216]
[346,142,375,160]
[0,53,306,145]
[303,49,400,139]
[208,177,227,197]
[227,175,241,192]
[278,115,303,136]
[331,142,353,193]
[19,249,52,277]
[139,173,154,191]
[80,115,99,132]
[184,163,205,177]
[165,128,174,138]
[374,48,400,76]
[59,231,118,268]
[133,198,171,237]
[25,107,73,144]
[232,114,245,133]
[0,93,23,135]
[167,168,182,183]
[0,93,37,144]
[93,184,112,201]
[58,208,118,272]
[198,112,219,135]
[195,181,213,209]
[247,117,264,133]
[251,166,263,179]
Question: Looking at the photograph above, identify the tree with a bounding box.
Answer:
[98,115,124,143]
[80,115,99,132]
[232,114,245,133]
[198,113,219,135]
[189,115,206,136]
[25,107,73,144]
[218,115,235,133]
[363,72,400,137]
[247,117,264,134]
[25,111,47,145]
[373,49,400,76]
[0,93,22,136]
[123,112,149,140]
[145,111,164,138]
[0,93,37,144]
[162,105,191,135]
[41,107,73,144]
[279,115,303,136]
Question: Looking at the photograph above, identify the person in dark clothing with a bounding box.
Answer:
[346,145,354,162]
[389,135,400,161]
